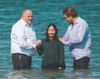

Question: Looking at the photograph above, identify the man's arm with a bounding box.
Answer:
[16,27,36,49]
[69,23,88,44]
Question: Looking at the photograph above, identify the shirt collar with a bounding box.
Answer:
[74,17,81,25]
[20,19,29,26]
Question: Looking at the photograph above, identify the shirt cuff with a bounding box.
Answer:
[32,44,36,48]
[64,40,71,46]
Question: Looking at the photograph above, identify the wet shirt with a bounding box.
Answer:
[11,19,36,56]
[63,17,91,60]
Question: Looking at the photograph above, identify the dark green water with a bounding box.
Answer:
[0,0,100,79]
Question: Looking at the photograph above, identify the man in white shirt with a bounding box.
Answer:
[11,9,37,69]
[60,6,91,70]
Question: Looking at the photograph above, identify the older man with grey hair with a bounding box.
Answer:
[11,9,36,69]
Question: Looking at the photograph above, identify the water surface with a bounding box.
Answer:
[0,0,100,79]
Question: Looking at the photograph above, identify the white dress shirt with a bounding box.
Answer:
[11,19,36,56]
[63,17,91,60]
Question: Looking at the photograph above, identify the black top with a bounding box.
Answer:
[37,39,65,69]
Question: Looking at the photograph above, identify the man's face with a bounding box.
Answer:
[23,10,32,24]
[64,14,70,22]
[64,14,73,25]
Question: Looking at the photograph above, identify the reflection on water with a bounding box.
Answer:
[4,69,92,79]
[69,70,92,79]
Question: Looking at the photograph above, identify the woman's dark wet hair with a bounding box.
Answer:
[46,24,58,41]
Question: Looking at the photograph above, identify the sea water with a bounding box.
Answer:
[0,0,100,79]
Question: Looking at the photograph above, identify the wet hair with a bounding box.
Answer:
[63,6,78,18]
[46,24,58,41]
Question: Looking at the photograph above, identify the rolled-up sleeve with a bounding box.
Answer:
[63,28,71,46]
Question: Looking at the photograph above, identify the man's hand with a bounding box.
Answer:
[59,38,64,43]
[36,40,42,47]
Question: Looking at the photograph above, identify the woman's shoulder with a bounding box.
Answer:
[41,39,48,43]
[54,40,64,46]
[58,41,64,46]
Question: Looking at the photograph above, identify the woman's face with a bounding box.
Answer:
[48,26,56,38]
